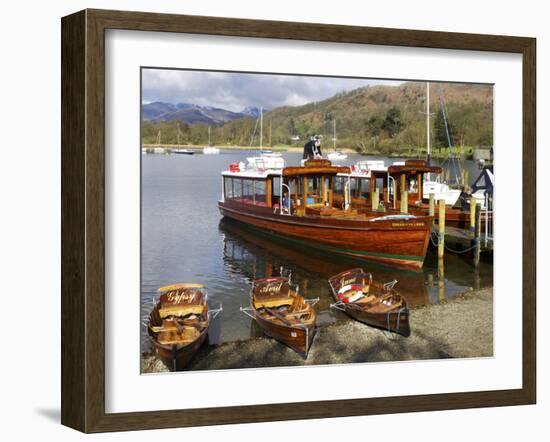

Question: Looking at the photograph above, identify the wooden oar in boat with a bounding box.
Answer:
[263,307,295,327]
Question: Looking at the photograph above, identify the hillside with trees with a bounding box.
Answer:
[141,81,493,155]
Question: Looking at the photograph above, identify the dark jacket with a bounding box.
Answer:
[303,140,322,160]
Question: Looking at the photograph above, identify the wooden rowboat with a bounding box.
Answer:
[242,277,318,357]
[148,283,218,371]
[328,268,410,336]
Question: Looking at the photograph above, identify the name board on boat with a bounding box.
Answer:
[340,276,358,287]
[392,222,425,228]
[259,281,284,295]
[304,159,332,168]
[405,160,428,167]
[160,290,201,306]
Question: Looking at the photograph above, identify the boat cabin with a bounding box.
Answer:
[221,159,352,216]
[334,160,442,210]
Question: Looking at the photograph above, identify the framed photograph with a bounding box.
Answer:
[61,9,536,433]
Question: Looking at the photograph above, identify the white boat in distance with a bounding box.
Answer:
[327,151,348,161]
[203,127,220,154]
[327,120,348,162]
[203,146,220,155]
[422,180,461,206]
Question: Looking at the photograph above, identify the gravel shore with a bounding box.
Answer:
[142,287,493,373]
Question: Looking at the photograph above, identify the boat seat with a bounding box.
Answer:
[253,298,292,309]
[159,304,205,319]
[156,327,201,345]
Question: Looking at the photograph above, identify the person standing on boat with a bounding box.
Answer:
[303,135,322,160]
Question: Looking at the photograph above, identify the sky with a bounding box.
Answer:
[141,69,402,112]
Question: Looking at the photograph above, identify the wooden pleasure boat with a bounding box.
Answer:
[328,268,410,336]
[218,159,433,270]
[241,277,318,357]
[336,159,491,230]
[148,283,221,371]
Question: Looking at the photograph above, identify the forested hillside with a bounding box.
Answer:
[141,82,493,154]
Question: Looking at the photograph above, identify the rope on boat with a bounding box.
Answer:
[383,306,407,340]
[430,227,480,254]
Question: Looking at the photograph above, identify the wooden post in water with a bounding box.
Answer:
[469,196,476,232]
[429,193,435,217]
[400,190,408,213]
[438,258,445,302]
[372,188,379,211]
[473,202,482,268]
[438,199,446,261]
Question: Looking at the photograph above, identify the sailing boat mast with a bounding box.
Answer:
[260,107,263,151]
[208,126,211,146]
[333,119,336,151]
[426,82,431,164]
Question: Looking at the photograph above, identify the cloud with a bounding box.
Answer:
[142,69,402,112]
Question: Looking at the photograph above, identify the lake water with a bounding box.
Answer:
[140,151,493,352]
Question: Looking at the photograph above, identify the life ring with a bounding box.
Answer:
[337,284,364,303]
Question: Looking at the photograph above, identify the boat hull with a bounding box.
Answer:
[150,329,208,371]
[219,200,432,269]
[254,312,317,357]
[340,303,410,337]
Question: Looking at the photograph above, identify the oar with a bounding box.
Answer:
[264,307,294,327]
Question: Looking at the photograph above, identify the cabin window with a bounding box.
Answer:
[333,176,344,195]
[350,178,360,198]
[233,178,242,198]
[272,177,281,197]
[254,180,266,205]
[359,178,371,198]
[305,176,322,205]
[224,177,233,199]
[242,179,254,203]
[407,175,419,194]
[272,176,281,206]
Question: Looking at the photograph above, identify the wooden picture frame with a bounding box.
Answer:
[61,8,536,433]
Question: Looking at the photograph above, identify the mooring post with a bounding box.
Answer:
[438,198,445,261]
[372,187,379,211]
[438,258,445,301]
[473,202,482,268]
[469,196,476,233]
[400,190,408,213]
[429,193,435,217]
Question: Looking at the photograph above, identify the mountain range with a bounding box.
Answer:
[142,102,264,125]
[141,82,493,151]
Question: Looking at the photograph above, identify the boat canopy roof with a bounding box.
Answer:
[283,159,350,177]
[387,160,442,174]
[222,170,281,179]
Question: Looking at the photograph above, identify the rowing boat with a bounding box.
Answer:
[242,277,318,357]
[328,268,410,336]
[148,283,213,371]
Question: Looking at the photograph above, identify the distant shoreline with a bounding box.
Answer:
[141,143,476,159]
